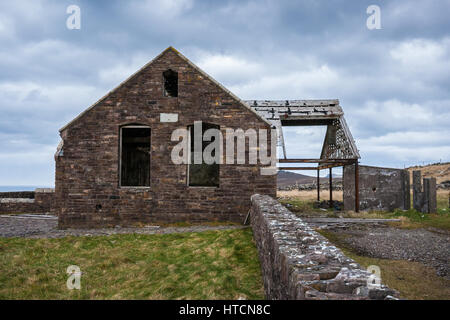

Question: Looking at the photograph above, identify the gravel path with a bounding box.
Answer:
[326,224,450,279]
[0,214,246,239]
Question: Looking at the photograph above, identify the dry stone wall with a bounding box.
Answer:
[250,194,399,300]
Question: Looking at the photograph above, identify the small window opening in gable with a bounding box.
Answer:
[188,123,220,187]
[163,69,178,97]
[120,126,151,187]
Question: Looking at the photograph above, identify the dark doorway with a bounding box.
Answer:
[120,126,151,187]
[188,123,220,187]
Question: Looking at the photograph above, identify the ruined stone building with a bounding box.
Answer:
[54,47,277,228]
[1,47,431,225]
[2,47,430,225]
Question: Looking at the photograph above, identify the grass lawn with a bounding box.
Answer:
[318,230,450,300]
[0,228,264,300]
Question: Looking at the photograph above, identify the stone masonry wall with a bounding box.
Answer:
[413,171,437,214]
[344,164,410,211]
[35,188,55,214]
[250,194,399,300]
[55,48,276,228]
[0,189,54,214]
[0,191,35,199]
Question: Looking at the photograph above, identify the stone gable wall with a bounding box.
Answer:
[55,49,276,228]
[250,194,399,300]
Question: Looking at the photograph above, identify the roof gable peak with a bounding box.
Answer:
[59,47,271,132]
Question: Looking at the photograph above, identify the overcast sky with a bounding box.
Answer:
[0,0,449,186]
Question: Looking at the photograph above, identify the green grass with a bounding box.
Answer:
[0,228,264,300]
[437,192,449,215]
[388,208,450,230]
[280,193,450,230]
[318,230,450,300]
[278,198,334,215]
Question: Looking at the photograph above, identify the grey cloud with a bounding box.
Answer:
[0,0,448,186]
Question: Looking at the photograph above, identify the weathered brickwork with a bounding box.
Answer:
[0,189,54,214]
[0,191,35,199]
[250,194,399,300]
[343,164,410,211]
[55,48,276,228]
[0,198,38,214]
[35,188,55,214]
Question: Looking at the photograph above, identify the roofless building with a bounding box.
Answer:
[54,47,360,228]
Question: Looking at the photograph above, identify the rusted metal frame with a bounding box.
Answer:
[278,124,287,160]
[318,162,351,170]
[320,124,332,159]
[320,117,360,161]
[317,169,320,201]
[279,167,318,170]
[279,115,342,121]
[340,117,360,159]
[270,117,287,160]
[329,167,333,209]
[247,99,340,107]
[278,158,352,163]
[278,166,319,171]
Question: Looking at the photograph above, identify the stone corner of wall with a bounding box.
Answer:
[250,194,400,300]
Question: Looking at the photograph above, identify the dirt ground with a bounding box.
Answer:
[279,188,450,287]
[278,189,448,203]
[278,189,343,201]
[323,224,450,279]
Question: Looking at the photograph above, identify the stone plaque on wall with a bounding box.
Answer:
[160,113,178,122]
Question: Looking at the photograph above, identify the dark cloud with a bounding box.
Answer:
[0,0,449,185]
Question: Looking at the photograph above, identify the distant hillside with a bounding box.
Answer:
[277,170,340,188]
[325,173,342,178]
[407,162,450,184]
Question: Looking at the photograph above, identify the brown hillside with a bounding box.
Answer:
[407,162,450,184]
[277,170,341,188]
